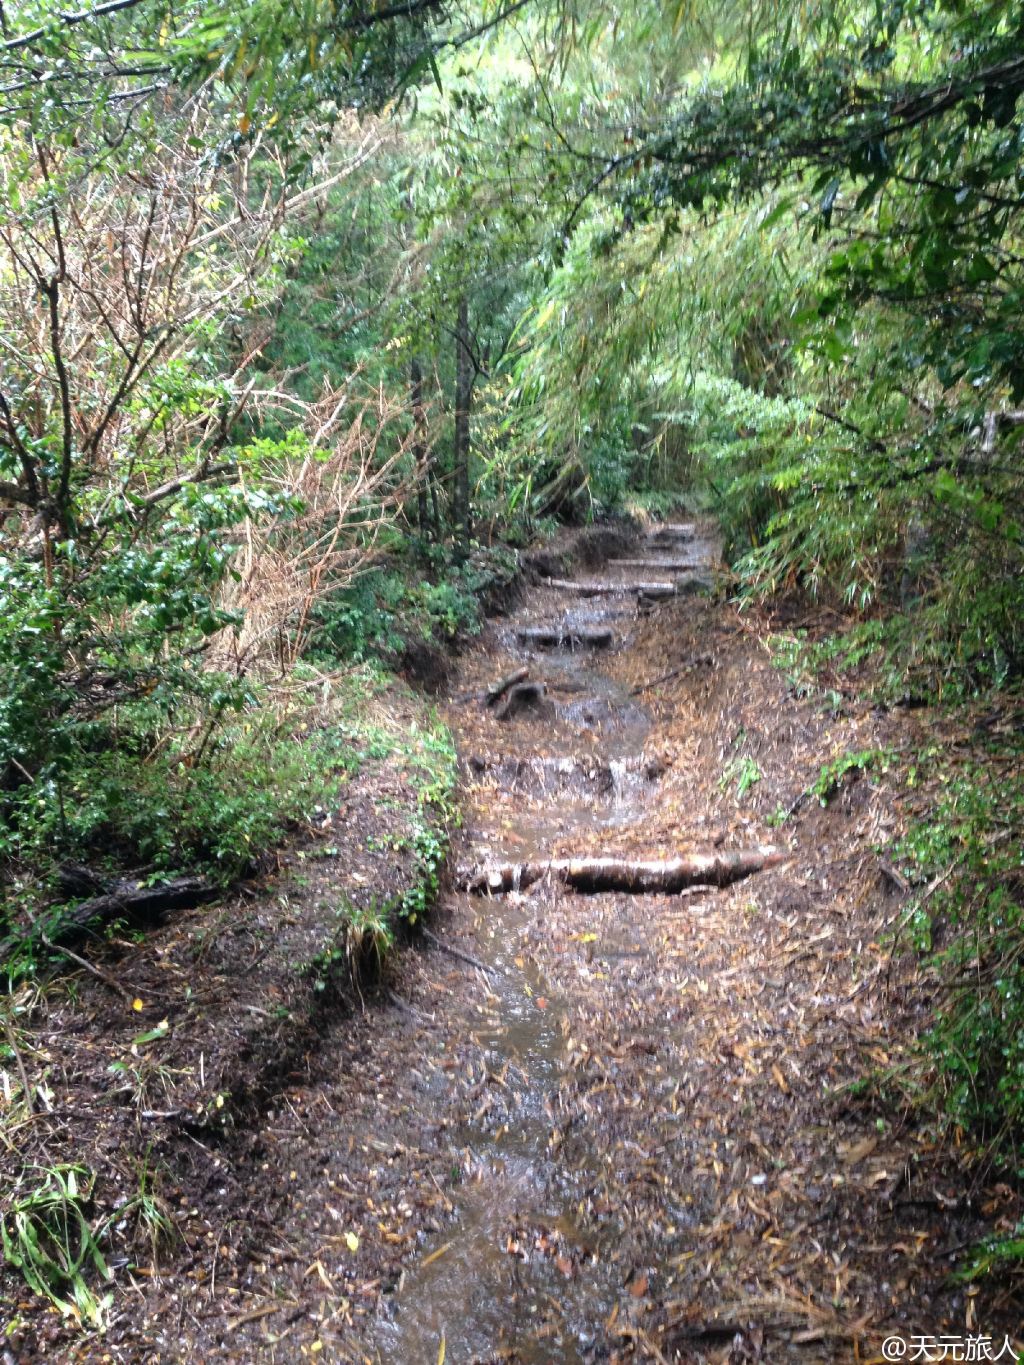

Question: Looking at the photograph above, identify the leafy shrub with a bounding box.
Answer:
[0,669,359,972]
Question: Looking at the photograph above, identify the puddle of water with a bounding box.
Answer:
[372,1152,618,1364]
[465,756,655,802]
[372,900,621,1365]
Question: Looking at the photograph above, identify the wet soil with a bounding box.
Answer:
[6,521,1023,1363]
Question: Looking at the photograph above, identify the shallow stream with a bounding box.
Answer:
[372,524,710,1363]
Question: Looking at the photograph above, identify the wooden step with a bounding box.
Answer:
[647,522,696,538]
[609,558,707,572]
[543,577,676,598]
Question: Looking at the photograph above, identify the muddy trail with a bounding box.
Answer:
[370,521,750,1365]
[30,520,1021,1364]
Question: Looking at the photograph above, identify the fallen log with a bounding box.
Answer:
[484,666,529,706]
[0,874,219,963]
[544,577,676,599]
[457,849,783,896]
[515,625,614,650]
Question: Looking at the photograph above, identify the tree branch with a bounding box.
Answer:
[0,478,39,509]
[137,460,238,512]
[0,389,40,506]
[814,405,887,453]
[1,0,147,53]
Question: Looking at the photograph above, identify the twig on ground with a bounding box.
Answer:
[878,861,910,893]
[387,989,428,1021]
[422,927,502,977]
[40,931,137,1006]
[630,655,713,694]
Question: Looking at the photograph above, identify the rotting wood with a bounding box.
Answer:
[0,874,218,962]
[484,666,529,706]
[515,625,614,650]
[457,848,783,895]
[492,680,553,722]
[544,577,677,599]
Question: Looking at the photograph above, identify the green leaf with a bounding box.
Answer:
[131,1019,171,1047]
[427,51,444,96]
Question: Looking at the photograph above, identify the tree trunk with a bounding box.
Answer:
[410,356,433,538]
[453,294,473,551]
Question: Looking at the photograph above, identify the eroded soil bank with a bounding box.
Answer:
[5,521,1023,1362]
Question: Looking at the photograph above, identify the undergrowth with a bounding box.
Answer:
[309,543,517,664]
[0,1164,112,1328]
[0,674,364,975]
[898,749,1024,1180]
[770,624,1024,1269]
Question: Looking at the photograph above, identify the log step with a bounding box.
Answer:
[457,849,783,896]
[516,625,614,650]
[544,577,676,599]
[492,680,553,722]
[609,558,706,572]
[646,522,696,538]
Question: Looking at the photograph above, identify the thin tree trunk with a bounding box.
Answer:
[428,469,442,538]
[410,356,432,537]
[453,294,472,550]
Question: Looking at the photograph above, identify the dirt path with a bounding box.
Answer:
[367,523,1018,1363]
[24,521,1021,1363]
[216,520,1014,1363]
